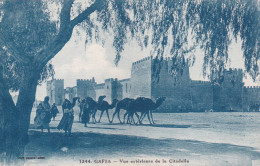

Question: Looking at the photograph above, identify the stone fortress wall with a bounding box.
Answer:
[130,56,153,98]
[191,80,213,112]
[243,86,260,111]
[46,79,64,106]
[76,78,96,100]
[150,57,192,112]
[213,69,244,112]
[47,57,260,112]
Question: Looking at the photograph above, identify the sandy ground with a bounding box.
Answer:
[22,107,260,166]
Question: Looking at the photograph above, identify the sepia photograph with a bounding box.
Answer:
[0,0,260,165]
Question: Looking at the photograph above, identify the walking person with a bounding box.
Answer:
[50,103,59,121]
[57,98,78,135]
[34,96,52,133]
[79,98,85,122]
[81,101,90,127]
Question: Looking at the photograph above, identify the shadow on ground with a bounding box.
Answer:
[25,130,260,162]
[105,123,191,128]
[140,124,191,128]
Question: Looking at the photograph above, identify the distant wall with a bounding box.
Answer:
[243,86,260,111]
[48,57,260,112]
[46,79,64,106]
[112,79,123,101]
[104,78,116,103]
[54,79,64,106]
[64,87,77,102]
[119,79,131,99]
[130,56,152,98]
[76,79,88,98]
[95,83,105,101]
[94,78,131,102]
[213,69,243,112]
[76,78,96,100]
[94,78,122,103]
[152,59,192,112]
[191,81,213,112]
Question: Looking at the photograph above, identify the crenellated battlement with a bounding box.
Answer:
[191,80,211,85]
[226,68,243,74]
[77,79,87,82]
[77,77,96,84]
[53,79,64,81]
[227,68,241,71]
[47,55,260,111]
[132,56,153,66]
[132,56,180,66]
[49,79,64,83]
[244,86,260,91]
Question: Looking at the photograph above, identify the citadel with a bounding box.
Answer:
[47,56,260,112]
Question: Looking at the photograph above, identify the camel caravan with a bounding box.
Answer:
[34,95,165,135]
[77,96,166,126]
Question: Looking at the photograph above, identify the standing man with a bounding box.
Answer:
[41,96,52,133]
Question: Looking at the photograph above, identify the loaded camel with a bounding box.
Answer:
[110,98,134,123]
[79,96,106,124]
[87,96,107,123]
[96,97,118,123]
[125,97,166,125]
[81,96,118,123]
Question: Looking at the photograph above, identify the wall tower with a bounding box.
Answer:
[213,68,243,111]
[46,79,64,105]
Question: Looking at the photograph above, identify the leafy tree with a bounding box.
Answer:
[0,0,259,163]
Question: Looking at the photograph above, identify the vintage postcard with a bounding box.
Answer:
[0,0,260,166]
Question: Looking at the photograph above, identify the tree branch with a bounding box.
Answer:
[71,0,105,27]
[35,0,104,68]
[35,0,75,66]
[0,62,16,109]
[60,0,75,31]
[0,33,30,64]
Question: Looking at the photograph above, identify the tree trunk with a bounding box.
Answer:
[0,66,40,165]
[0,66,19,164]
[16,68,40,158]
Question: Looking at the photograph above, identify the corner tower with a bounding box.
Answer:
[151,57,192,112]
[213,68,243,111]
[130,56,153,98]
[130,56,192,112]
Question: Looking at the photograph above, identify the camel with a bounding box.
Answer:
[86,96,105,123]
[110,98,134,123]
[96,98,118,123]
[79,96,118,123]
[80,96,106,123]
[126,97,166,125]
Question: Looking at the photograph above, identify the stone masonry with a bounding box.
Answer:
[47,57,260,111]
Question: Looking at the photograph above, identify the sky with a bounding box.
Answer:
[35,27,260,100]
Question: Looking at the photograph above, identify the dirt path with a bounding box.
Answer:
[23,111,260,166]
